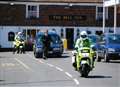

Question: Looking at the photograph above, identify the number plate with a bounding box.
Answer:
[81,53,89,57]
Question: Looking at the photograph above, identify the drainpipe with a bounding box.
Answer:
[26,28,27,41]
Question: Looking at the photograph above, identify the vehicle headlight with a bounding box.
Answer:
[108,48,115,52]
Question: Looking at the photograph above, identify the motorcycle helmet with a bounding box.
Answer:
[17,32,22,35]
[80,31,88,40]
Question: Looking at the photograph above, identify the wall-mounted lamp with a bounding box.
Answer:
[10,2,14,5]
[68,3,73,7]
[64,3,73,9]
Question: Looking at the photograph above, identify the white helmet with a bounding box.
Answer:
[17,32,22,35]
[80,31,88,40]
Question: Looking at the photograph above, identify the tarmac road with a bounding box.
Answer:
[0,51,120,87]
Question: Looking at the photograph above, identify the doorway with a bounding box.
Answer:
[66,28,74,49]
[23,29,37,50]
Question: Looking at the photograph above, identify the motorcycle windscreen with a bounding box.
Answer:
[81,49,90,53]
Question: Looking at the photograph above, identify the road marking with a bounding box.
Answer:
[15,58,32,71]
[27,53,79,86]
[65,72,73,78]
[1,63,15,67]
[38,60,45,64]
[47,63,54,67]
[55,66,64,71]
[73,78,79,85]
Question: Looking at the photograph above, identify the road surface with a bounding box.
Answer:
[0,51,120,87]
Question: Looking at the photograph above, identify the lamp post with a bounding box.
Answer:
[103,0,105,34]
[103,0,117,34]
[114,0,117,34]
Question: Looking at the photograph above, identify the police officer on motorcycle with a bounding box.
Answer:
[73,31,95,70]
[13,32,25,54]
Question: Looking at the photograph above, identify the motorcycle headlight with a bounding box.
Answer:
[108,48,115,52]
[22,42,24,44]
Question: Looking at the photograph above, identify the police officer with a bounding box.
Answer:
[42,30,51,59]
[13,32,25,54]
[73,31,94,70]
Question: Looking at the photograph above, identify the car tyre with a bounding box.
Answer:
[96,52,101,62]
[57,54,62,57]
[34,52,39,58]
[97,57,101,62]
[104,53,109,62]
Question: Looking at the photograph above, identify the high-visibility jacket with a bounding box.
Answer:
[75,38,91,50]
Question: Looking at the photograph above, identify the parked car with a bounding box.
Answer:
[33,31,63,58]
[88,35,103,61]
[88,35,99,50]
[97,34,120,62]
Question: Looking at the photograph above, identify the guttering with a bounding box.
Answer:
[0,1,102,6]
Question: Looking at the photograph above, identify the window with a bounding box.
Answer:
[26,5,39,18]
[8,32,15,41]
[96,6,108,20]
[76,29,80,38]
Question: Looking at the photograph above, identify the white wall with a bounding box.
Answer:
[0,26,2,47]
[0,26,120,48]
[0,26,22,48]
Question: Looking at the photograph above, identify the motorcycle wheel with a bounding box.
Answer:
[81,64,89,78]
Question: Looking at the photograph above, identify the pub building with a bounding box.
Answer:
[0,0,120,49]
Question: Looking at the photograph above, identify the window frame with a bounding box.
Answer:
[26,4,39,19]
[8,31,15,41]
[96,6,108,20]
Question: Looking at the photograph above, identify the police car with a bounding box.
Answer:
[33,31,63,58]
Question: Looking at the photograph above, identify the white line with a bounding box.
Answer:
[15,58,32,71]
[27,54,45,64]
[55,66,64,71]
[27,53,79,86]
[47,63,54,67]
[38,60,45,64]
[73,78,79,85]
[65,72,73,78]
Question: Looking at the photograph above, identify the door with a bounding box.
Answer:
[66,28,74,49]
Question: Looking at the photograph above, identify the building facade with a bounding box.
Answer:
[0,0,120,48]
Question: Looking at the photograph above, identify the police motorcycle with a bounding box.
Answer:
[72,47,95,77]
[13,39,25,54]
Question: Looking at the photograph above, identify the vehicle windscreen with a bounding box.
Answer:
[89,36,97,44]
[50,34,61,43]
[108,35,120,44]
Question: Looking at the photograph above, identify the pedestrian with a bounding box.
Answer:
[42,30,51,59]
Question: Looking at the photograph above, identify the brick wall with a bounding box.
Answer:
[0,4,120,27]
